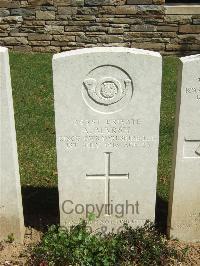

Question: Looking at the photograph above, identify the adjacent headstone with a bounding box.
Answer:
[53,47,162,232]
[0,47,24,243]
[168,55,200,242]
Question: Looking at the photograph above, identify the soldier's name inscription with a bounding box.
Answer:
[58,118,156,150]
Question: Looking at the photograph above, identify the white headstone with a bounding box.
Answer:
[0,47,24,243]
[168,54,200,242]
[53,47,162,232]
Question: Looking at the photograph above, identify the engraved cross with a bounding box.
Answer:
[86,152,129,214]
[185,138,200,156]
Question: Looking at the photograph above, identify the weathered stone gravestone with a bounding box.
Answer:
[53,47,162,232]
[0,47,24,242]
[168,55,200,242]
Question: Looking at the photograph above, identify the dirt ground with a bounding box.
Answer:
[0,227,200,266]
[0,228,41,266]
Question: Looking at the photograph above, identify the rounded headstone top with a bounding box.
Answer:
[53,47,161,61]
[0,46,8,53]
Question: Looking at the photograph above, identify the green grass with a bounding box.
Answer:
[10,52,57,187]
[158,57,179,201]
[10,52,179,201]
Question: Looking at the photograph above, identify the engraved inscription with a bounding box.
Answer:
[185,77,200,100]
[173,212,200,230]
[58,118,156,150]
[59,135,154,150]
[82,65,133,114]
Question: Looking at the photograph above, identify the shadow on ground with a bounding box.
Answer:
[22,186,59,232]
[155,194,168,235]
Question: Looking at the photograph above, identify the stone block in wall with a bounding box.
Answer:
[71,0,84,6]
[1,34,10,40]
[45,21,68,26]
[14,45,32,52]
[127,0,152,4]
[11,8,35,17]
[96,17,135,24]
[76,34,98,43]
[65,26,84,32]
[68,20,94,26]
[84,25,108,32]
[0,16,23,23]
[0,1,20,8]
[164,15,192,25]
[124,32,161,39]
[20,25,45,33]
[32,46,60,52]
[86,33,106,37]
[56,15,72,20]
[100,5,137,15]
[54,0,83,7]
[0,8,10,17]
[53,35,76,42]
[160,32,177,38]
[97,34,124,43]
[176,34,200,44]
[136,5,165,15]
[36,10,55,20]
[63,41,79,47]
[28,33,52,40]
[192,15,200,19]
[40,6,57,11]
[152,0,164,4]
[0,37,28,45]
[57,7,77,15]
[53,0,71,6]
[165,6,200,15]
[59,31,82,36]
[29,40,50,46]
[23,20,36,26]
[143,17,164,25]
[131,42,165,50]
[179,25,200,34]
[130,25,157,32]
[145,37,170,43]
[72,15,96,21]
[10,32,28,37]
[51,40,74,46]
[21,1,28,7]
[28,0,54,6]
[108,27,125,34]
[85,0,126,6]
[0,25,10,33]
[157,25,178,32]
[193,19,200,25]
[166,43,200,51]
[100,42,130,48]
[32,21,46,26]
[77,7,98,15]
[45,25,64,34]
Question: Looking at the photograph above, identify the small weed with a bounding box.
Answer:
[7,233,14,243]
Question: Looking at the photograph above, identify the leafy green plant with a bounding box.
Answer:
[30,220,184,266]
[7,233,14,243]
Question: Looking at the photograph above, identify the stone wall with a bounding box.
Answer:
[0,0,200,54]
